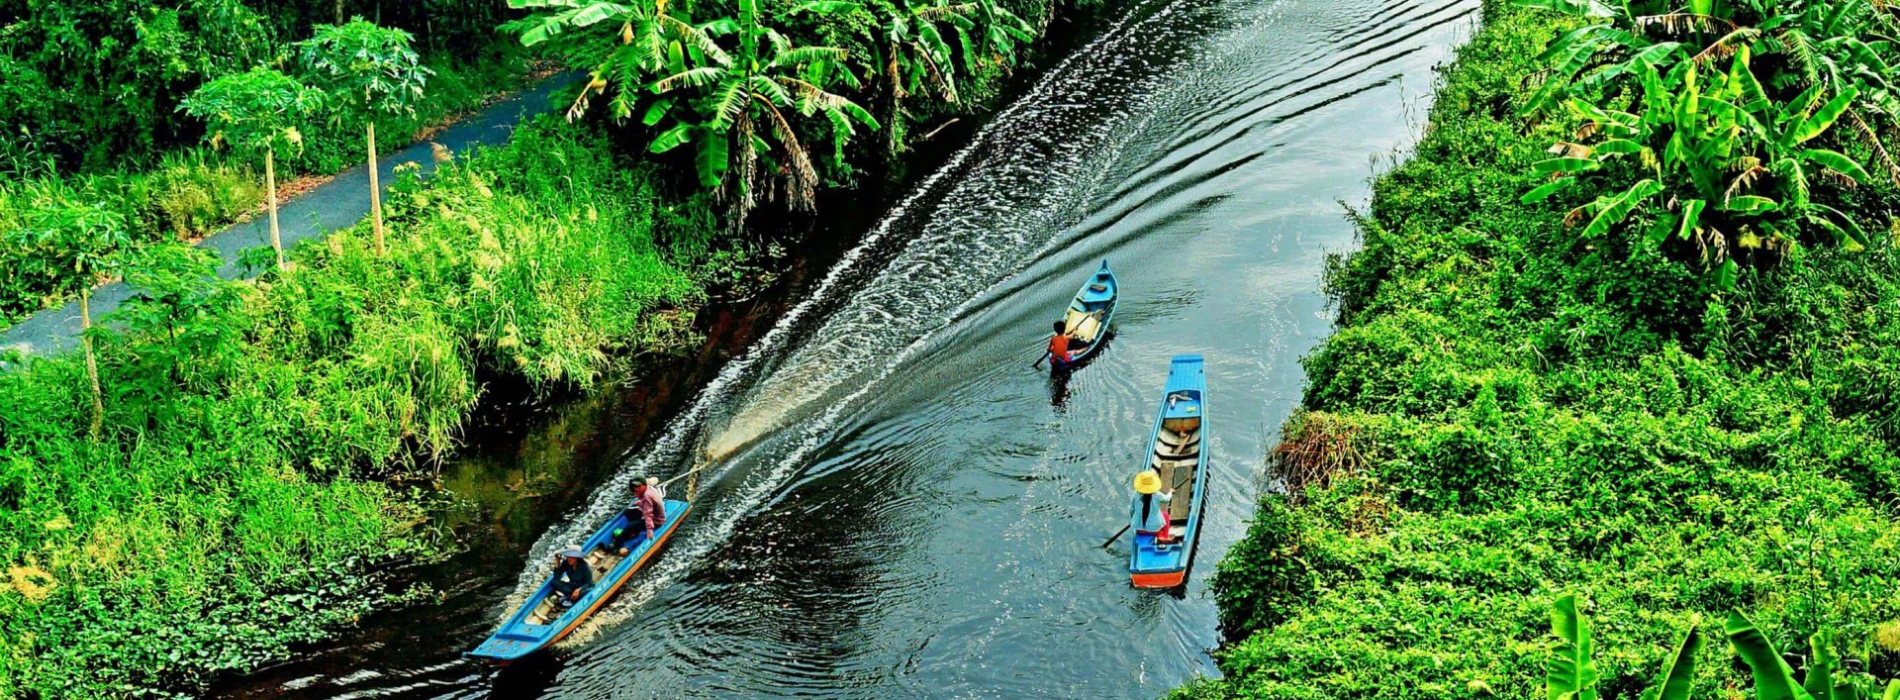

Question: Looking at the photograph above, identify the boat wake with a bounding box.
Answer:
[500,0,1223,637]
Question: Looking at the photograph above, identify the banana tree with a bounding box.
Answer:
[1542,594,1702,700]
[1524,48,1872,286]
[956,0,1033,73]
[1517,0,1900,181]
[649,0,877,222]
[505,0,723,121]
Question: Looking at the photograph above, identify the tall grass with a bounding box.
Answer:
[0,118,721,697]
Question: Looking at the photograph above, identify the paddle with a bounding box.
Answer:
[1032,350,1051,369]
[1100,523,1131,549]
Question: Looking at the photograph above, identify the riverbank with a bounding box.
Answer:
[1183,0,1900,697]
[0,118,723,698]
[0,0,1112,694]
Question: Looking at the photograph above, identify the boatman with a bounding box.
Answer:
[1047,320,1073,365]
[1133,470,1167,537]
[612,477,667,556]
[550,547,593,608]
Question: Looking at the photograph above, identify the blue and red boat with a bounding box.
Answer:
[1051,260,1118,370]
[1128,355,1209,588]
[466,496,690,663]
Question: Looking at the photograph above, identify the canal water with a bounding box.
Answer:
[224,0,1478,694]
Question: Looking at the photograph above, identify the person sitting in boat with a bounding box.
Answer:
[550,547,593,608]
[1047,320,1074,364]
[610,477,667,556]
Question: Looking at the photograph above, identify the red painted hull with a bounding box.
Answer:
[1131,570,1186,588]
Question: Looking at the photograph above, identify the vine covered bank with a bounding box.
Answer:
[1185,0,1900,697]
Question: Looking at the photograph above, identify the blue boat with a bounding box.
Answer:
[1051,260,1118,370]
[1128,355,1208,588]
[466,496,691,663]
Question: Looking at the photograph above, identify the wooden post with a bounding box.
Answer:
[369,121,385,254]
[81,288,102,441]
[266,147,284,271]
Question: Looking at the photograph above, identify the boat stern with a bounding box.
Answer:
[1131,569,1187,588]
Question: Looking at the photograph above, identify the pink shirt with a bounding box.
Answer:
[635,488,665,532]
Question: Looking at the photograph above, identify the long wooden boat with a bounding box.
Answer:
[1128,355,1209,589]
[466,497,690,663]
[1052,260,1118,370]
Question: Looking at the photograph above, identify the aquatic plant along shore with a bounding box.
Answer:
[1184,0,1900,697]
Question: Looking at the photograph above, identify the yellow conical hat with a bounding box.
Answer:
[1133,470,1161,495]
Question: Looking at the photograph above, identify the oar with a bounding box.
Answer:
[1100,523,1131,549]
[1031,349,1051,370]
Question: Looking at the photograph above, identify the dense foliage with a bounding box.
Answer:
[0,119,721,697]
[0,0,513,173]
[1183,1,1900,698]
[1519,0,1900,287]
[504,0,1042,225]
[0,34,528,331]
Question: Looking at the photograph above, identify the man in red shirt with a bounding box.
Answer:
[612,477,668,556]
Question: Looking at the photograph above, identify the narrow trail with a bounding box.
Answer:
[0,74,579,363]
[225,0,1478,693]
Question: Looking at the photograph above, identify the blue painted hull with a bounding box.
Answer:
[1052,260,1118,370]
[466,499,690,663]
[1129,355,1209,588]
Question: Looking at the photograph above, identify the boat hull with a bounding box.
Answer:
[1129,355,1208,589]
[1052,261,1117,369]
[466,499,691,663]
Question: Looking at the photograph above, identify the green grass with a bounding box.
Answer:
[1182,2,1900,698]
[0,117,724,698]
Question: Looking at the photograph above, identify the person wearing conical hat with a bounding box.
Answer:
[549,545,592,608]
[1132,470,1172,539]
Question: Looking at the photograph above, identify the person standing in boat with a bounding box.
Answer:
[549,548,593,608]
[612,477,667,556]
[1132,470,1170,537]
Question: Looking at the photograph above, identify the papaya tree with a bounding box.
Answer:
[179,66,326,271]
[4,202,130,440]
[298,19,433,255]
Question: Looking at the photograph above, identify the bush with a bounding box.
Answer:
[0,118,722,697]
[1183,1,1900,698]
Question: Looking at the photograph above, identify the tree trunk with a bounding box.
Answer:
[369,121,385,254]
[267,147,284,271]
[335,0,345,23]
[82,288,102,441]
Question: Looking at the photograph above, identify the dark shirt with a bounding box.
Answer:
[556,558,593,587]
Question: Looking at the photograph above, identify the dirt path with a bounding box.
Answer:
[0,73,580,367]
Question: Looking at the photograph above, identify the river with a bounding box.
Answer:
[220,0,1477,694]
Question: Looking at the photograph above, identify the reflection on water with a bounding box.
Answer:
[220,0,1479,694]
